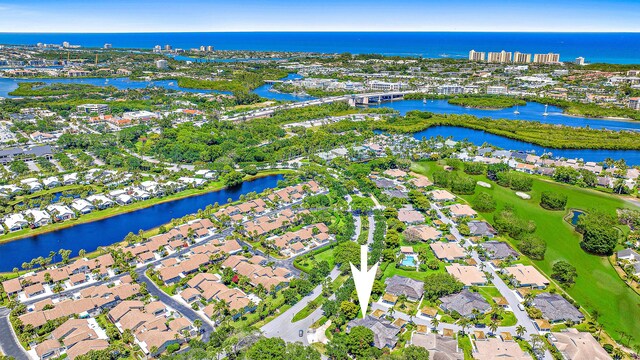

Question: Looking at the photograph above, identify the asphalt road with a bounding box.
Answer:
[136,269,214,342]
[0,308,30,360]
[261,268,340,344]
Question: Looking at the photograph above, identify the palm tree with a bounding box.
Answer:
[516,325,526,339]
[430,317,439,331]
[458,317,471,335]
[489,321,498,335]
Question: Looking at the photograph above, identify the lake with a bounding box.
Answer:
[0,175,283,272]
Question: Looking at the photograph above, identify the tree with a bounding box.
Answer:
[403,345,430,359]
[423,273,464,301]
[346,326,375,359]
[540,191,568,211]
[516,325,526,339]
[577,210,618,255]
[551,260,578,286]
[340,301,359,320]
[472,192,496,212]
[245,337,286,360]
[518,235,547,260]
[222,169,245,187]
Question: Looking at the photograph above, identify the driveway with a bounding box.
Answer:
[0,308,31,360]
[261,268,340,344]
[136,270,214,342]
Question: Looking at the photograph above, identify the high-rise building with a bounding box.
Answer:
[469,50,485,61]
[155,59,168,69]
[575,57,585,65]
[153,45,162,52]
[486,86,508,95]
[513,52,532,64]
[533,53,560,64]
[199,45,206,51]
[164,44,172,51]
[207,46,214,52]
[62,41,70,48]
[629,98,640,110]
[104,43,112,49]
[487,50,512,63]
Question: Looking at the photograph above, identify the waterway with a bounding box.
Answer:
[252,73,316,102]
[0,77,231,98]
[369,99,640,132]
[405,126,640,165]
[0,175,283,272]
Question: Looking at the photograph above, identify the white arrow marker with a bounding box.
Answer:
[350,245,379,318]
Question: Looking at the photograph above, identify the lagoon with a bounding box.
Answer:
[0,175,283,272]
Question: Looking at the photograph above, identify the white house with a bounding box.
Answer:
[46,204,75,221]
[63,173,78,185]
[178,177,207,187]
[140,181,160,194]
[24,209,51,227]
[86,194,115,209]
[72,199,95,214]
[42,176,60,188]
[4,214,28,231]
[115,194,133,206]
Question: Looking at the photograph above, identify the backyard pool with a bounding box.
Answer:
[401,255,417,267]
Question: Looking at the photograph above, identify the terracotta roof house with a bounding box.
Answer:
[66,339,109,360]
[439,290,490,318]
[446,263,487,287]
[448,204,477,218]
[35,339,63,360]
[503,264,549,288]
[410,333,464,360]
[551,329,611,360]
[405,225,442,242]
[397,206,425,224]
[473,337,531,360]
[430,242,466,262]
[429,189,456,202]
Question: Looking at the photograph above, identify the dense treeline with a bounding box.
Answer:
[529,97,640,121]
[448,96,526,109]
[9,82,117,97]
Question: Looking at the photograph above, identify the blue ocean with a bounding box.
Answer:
[0,32,639,63]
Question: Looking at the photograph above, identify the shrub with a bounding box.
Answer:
[540,191,568,210]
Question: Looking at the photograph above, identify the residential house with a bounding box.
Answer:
[346,316,400,349]
[410,333,464,360]
[439,290,491,318]
[550,328,611,360]
[384,275,424,302]
[430,242,466,262]
[446,263,487,287]
[533,293,584,323]
[503,264,549,288]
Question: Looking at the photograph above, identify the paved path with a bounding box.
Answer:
[261,268,340,344]
[0,308,30,360]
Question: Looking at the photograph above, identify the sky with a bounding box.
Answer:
[0,0,639,33]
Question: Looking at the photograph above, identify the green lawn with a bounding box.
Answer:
[411,161,640,347]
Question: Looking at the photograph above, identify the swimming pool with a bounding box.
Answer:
[401,255,417,267]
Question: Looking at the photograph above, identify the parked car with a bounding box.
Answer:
[299,330,304,337]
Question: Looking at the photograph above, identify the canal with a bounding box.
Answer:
[0,175,283,272]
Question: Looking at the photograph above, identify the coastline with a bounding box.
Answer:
[0,169,292,246]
